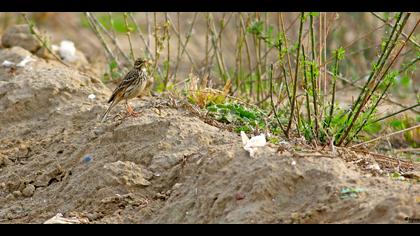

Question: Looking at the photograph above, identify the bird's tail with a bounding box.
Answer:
[100,100,117,122]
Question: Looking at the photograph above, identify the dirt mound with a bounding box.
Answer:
[0,47,106,124]
[0,46,419,224]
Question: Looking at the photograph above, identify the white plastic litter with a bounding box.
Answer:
[59,40,77,62]
[43,213,88,224]
[1,60,15,67]
[2,56,35,68]
[16,56,35,67]
[241,131,266,157]
[88,94,96,100]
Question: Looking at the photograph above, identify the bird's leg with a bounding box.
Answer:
[125,100,140,117]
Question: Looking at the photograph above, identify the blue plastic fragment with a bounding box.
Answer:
[82,156,93,163]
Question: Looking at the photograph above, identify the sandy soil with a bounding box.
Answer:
[0,43,419,224]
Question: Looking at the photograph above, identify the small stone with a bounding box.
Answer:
[35,47,55,60]
[291,212,300,220]
[0,155,13,167]
[5,193,14,201]
[22,184,35,197]
[1,24,43,53]
[316,205,328,212]
[235,192,245,200]
[172,183,182,190]
[12,190,22,198]
[86,213,100,221]
[156,192,166,200]
[93,127,105,136]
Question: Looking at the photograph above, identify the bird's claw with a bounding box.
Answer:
[126,104,141,117]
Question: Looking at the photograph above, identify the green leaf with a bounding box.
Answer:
[390,120,404,130]
[364,122,382,134]
[247,20,264,35]
[399,75,411,88]
[336,47,346,60]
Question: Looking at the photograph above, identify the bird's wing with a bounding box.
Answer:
[108,69,139,103]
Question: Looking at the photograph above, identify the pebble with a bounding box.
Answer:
[82,156,93,163]
[0,155,13,166]
[93,127,105,136]
[235,192,246,200]
[22,184,35,197]
[172,183,182,190]
[12,190,22,198]
[291,212,300,220]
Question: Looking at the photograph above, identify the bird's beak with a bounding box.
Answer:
[146,59,153,65]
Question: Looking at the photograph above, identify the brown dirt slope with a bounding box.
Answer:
[0,47,419,224]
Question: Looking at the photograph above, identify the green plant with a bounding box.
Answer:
[84,12,419,148]
[206,102,267,133]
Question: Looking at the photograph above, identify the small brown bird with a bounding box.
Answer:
[101,58,152,122]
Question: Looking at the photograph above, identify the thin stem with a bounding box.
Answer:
[344,16,419,145]
[234,14,244,92]
[345,80,394,146]
[123,12,135,62]
[22,13,70,68]
[371,103,420,124]
[364,15,417,106]
[351,124,420,148]
[335,12,404,145]
[209,13,231,83]
[91,12,130,64]
[128,13,164,78]
[164,13,170,89]
[218,13,231,83]
[329,70,420,114]
[323,12,328,121]
[281,64,293,106]
[166,13,199,72]
[279,13,294,90]
[128,13,153,59]
[146,12,151,53]
[310,13,320,139]
[205,13,211,76]
[84,12,123,70]
[327,49,340,129]
[371,12,420,49]
[269,64,287,137]
[239,14,253,99]
[253,12,262,102]
[301,46,312,128]
[174,12,181,80]
[152,12,161,78]
[285,12,304,137]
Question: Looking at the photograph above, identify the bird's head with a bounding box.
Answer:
[134,58,151,70]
